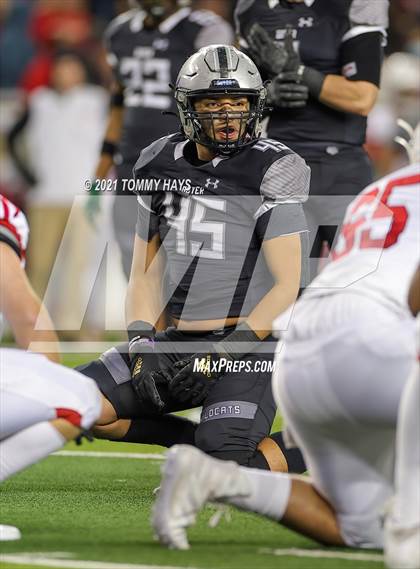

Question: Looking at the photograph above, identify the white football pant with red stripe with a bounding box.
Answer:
[0,348,101,440]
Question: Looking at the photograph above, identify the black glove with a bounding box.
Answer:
[169,322,260,406]
[170,353,231,406]
[130,337,167,412]
[128,321,166,412]
[271,25,325,104]
[269,72,309,109]
[246,23,288,78]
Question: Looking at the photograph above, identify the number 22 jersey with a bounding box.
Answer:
[307,163,420,316]
[105,7,233,163]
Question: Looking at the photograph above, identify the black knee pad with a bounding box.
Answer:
[194,420,225,455]
[75,347,139,418]
[195,422,269,469]
[76,358,110,384]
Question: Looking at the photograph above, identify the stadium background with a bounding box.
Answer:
[0,2,419,569]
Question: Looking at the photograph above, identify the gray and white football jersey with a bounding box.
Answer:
[134,134,310,320]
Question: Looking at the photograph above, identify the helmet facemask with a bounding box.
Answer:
[176,88,265,155]
[175,46,267,156]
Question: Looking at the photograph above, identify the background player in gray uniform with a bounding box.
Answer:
[235,0,388,278]
[87,0,233,278]
[79,45,309,472]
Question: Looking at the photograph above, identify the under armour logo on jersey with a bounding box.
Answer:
[153,38,169,51]
[268,0,280,8]
[298,17,314,28]
[205,178,220,189]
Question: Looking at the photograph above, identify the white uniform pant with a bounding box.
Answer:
[0,349,102,440]
[273,294,417,549]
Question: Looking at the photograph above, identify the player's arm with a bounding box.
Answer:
[246,233,302,339]
[95,20,126,180]
[125,223,168,412]
[301,0,388,116]
[273,29,383,116]
[318,77,378,117]
[408,266,420,317]
[125,233,166,331]
[247,0,387,115]
[95,82,124,180]
[86,15,125,224]
[0,243,60,363]
[317,27,383,116]
[245,151,310,339]
[7,106,38,187]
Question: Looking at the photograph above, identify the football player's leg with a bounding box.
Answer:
[385,361,420,569]
[0,351,102,482]
[77,343,197,446]
[392,361,420,527]
[274,313,415,548]
[194,343,293,471]
[153,444,343,550]
[155,314,411,550]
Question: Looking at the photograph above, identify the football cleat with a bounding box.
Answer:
[152,444,251,549]
[384,517,420,569]
[0,524,21,541]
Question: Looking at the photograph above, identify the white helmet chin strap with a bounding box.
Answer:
[394,119,420,164]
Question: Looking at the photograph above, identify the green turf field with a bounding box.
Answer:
[0,353,385,569]
[0,439,385,569]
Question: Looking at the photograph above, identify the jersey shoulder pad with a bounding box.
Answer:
[349,0,389,28]
[259,151,310,204]
[251,138,294,158]
[104,9,141,45]
[234,0,257,19]
[188,9,221,27]
[133,134,178,175]
[234,0,258,34]
[0,195,29,260]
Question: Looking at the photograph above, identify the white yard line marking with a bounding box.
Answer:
[53,451,165,460]
[260,547,384,563]
[0,553,197,569]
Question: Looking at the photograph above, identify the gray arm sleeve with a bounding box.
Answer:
[135,195,159,242]
[257,152,310,211]
[256,203,307,241]
[255,152,310,240]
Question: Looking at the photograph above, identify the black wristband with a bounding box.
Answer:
[111,91,124,107]
[127,320,156,343]
[215,322,260,361]
[300,66,325,99]
[101,140,117,157]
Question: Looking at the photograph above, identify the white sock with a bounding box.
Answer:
[228,467,292,521]
[393,364,420,527]
[0,422,66,482]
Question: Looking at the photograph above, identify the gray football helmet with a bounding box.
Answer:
[174,45,267,155]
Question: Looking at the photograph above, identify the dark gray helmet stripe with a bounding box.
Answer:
[217,46,229,78]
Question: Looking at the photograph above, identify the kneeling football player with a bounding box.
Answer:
[79,45,309,473]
